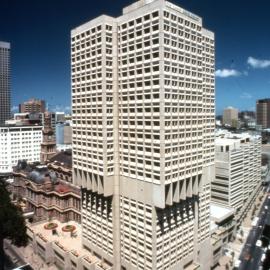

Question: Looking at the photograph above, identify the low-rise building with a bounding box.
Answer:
[210,203,236,269]
[26,219,112,270]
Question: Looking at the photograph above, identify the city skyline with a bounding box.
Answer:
[1,1,270,269]
[0,0,270,115]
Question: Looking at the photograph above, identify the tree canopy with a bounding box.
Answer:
[0,179,28,270]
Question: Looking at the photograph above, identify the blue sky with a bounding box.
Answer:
[0,0,270,115]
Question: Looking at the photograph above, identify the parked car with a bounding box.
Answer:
[234,259,241,268]
[256,240,262,247]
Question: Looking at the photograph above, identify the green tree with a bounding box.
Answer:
[0,180,28,270]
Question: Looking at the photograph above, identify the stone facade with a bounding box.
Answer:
[12,151,80,223]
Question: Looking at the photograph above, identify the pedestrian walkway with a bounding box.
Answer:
[227,190,267,267]
[213,189,266,269]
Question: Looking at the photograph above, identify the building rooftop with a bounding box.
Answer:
[27,219,111,269]
[257,98,270,103]
[215,130,261,145]
[49,150,72,168]
[0,123,43,128]
[29,220,93,258]
[210,203,235,224]
[13,160,77,194]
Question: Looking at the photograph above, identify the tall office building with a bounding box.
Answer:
[71,0,215,269]
[256,98,270,129]
[222,106,238,127]
[0,41,11,124]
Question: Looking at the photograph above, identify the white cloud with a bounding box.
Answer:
[240,92,252,99]
[247,56,270,69]
[11,105,18,112]
[50,104,71,113]
[215,69,241,78]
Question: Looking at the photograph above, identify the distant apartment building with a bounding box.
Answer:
[0,124,42,175]
[19,98,46,114]
[56,122,72,145]
[212,132,261,223]
[55,112,65,123]
[256,99,270,129]
[0,41,11,124]
[56,122,72,151]
[71,0,215,269]
[223,107,238,127]
[64,124,72,144]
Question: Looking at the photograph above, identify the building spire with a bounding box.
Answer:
[40,111,56,163]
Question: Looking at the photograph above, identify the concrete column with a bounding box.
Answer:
[112,22,121,270]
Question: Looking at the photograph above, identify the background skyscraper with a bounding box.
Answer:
[0,41,11,124]
[223,106,238,127]
[19,98,46,113]
[71,0,215,269]
[256,98,270,129]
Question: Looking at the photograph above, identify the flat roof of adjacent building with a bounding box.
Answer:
[27,219,112,268]
[210,203,235,224]
[215,130,261,146]
[29,220,85,254]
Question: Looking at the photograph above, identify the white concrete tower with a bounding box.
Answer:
[71,1,215,269]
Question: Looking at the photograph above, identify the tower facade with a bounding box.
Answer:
[0,41,11,124]
[40,112,56,163]
[71,1,215,269]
